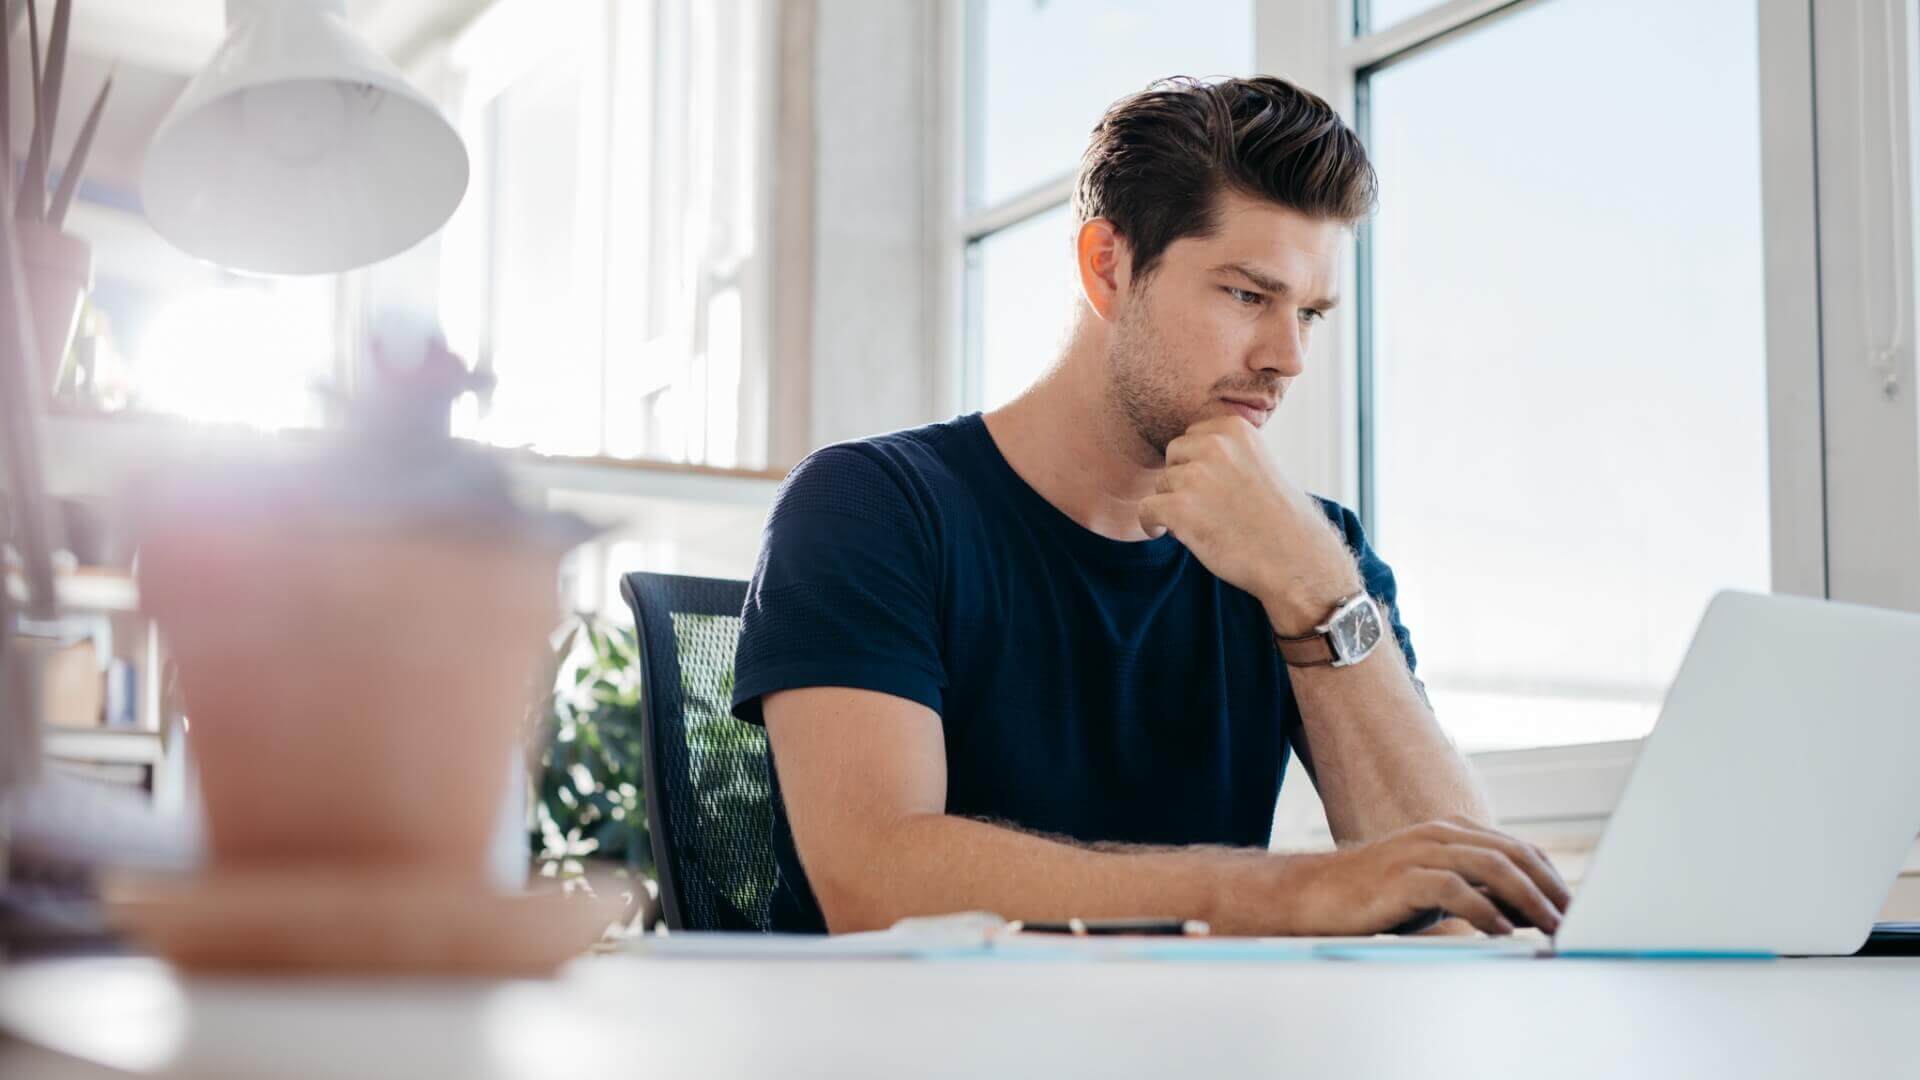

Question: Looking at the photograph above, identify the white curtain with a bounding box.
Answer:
[427,0,772,467]
[605,0,768,468]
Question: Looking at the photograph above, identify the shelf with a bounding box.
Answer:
[5,569,141,614]
[41,412,790,506]
[42,726,163,766]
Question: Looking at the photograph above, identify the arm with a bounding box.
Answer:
[1139,418,1569,929]
[1270,581,1493,845]
[751,436,1566,936]
[766,684,1562,937]
[765,685,1269,934]
[1142,417,1492,843]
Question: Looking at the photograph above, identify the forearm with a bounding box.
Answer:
[807,812,1297,936]
[1288,643,1491,843]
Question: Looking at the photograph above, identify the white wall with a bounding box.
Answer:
[807,0,943,450]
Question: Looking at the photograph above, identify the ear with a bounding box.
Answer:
[1075,218,1129,322]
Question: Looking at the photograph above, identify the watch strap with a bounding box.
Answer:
[1273,591,1371,668]
[1272,626,1338,667]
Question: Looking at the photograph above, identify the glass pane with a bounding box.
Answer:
[466,38,604,458]
[124,276,337,432]
[70,203,337,432]
[1364,0,1769,751]
[971,203,1080,412]
[969,0,1254,208]
[1360,0,1446,34]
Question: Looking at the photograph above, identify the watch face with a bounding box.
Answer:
[1332,599,1384,662]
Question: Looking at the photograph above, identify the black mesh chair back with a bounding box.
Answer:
[619,572,775,932]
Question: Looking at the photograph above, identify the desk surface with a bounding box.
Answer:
[3,952,1919,1079]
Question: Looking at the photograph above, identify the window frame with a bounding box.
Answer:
[1274,0,1833,838]
[1342,0,1827,744]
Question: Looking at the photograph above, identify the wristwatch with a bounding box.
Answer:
[1273,592,1385,668]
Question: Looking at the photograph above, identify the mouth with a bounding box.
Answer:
[1218,396,1276,426]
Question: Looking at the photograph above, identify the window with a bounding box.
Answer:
[61,196,344,433]
[1356,0,1773,751]
[1356,0,1449,35]
[441,0,773,468]
[59,0,771,465]
[950,0,1871,766]
[961,0,1255,411]
[968,203,1078,411]
[128,275,339,432]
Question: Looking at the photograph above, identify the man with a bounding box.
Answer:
[731,76,1570,936]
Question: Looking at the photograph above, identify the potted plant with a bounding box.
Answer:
[6,0,114,387]
[528,613,661,928]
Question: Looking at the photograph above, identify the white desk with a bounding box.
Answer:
[3,952,1918,1078]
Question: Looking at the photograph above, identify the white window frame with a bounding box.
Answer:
[938,2,1075,416]
[937,0,1920,845]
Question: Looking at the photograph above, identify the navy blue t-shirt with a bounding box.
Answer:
[730,413,1417,933]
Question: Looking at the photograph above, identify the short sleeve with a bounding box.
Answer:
[731,445,947,725]
[1313,498,1420,676]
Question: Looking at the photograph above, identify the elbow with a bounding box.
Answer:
[817,892,895,935]
[811,865,902,935]
[801,817,923,935]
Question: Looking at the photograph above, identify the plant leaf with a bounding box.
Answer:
[46,66,105,227]
[35,0,66,186]
[0,0,11,215]
[17,0,43,221]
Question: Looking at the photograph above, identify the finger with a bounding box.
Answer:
[1138,493,1174,539]
[1420,819,1571,914]
[1475,885,1533,930]
[1164,435,1199,467]
[1410,869,1512,936]
[1164,430,1230,467]
[1183,416,1245,439]
[1436,817,1573,912]
[1441,845,1562,933]
[1155,463,1196,494]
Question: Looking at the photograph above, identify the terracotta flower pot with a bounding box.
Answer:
[137,509,570,884]
[18,218,92,385]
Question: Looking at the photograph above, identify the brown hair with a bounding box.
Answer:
[1073,76,1377,280]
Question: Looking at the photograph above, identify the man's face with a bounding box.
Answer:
[1106,190,1344,457]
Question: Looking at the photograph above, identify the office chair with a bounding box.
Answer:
[618,572,775,931]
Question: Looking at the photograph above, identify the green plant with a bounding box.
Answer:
[528,615,653,885]
[668,611,776,919]
[6,0,116,228]
[527,607,776,923]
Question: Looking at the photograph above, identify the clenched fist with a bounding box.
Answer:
[1139,416,1363,636]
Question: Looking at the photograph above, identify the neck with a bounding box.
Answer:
[981,319,1163,542]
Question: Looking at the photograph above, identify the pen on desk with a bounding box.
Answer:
[1006,917,1211,936]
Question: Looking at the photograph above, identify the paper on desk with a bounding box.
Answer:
[630,913,1540,963]
[633,911,1004,960]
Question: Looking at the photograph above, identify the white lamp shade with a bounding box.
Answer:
[140,0,470,275]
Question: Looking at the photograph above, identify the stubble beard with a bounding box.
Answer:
[1106,296,1196,460]
[1106,292,1290,461]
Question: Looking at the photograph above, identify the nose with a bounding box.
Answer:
[1251,318,1308,379]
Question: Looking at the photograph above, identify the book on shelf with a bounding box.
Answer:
[45,757,151,793]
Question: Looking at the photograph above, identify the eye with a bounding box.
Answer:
[1298,308,1326,325]
[1225,286,1265,306]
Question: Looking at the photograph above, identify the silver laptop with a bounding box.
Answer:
[1537,589,1920,956]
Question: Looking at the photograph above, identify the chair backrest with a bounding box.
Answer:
[618,571,775,932]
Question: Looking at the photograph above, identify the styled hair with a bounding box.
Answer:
[1073,76,1377,279]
